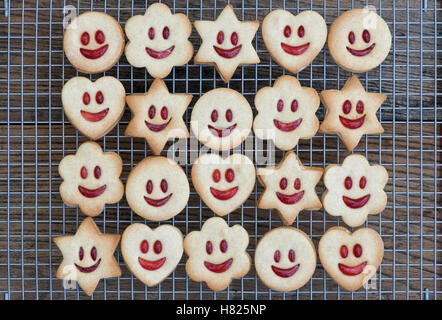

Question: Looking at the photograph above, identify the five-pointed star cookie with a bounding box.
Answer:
[194,4,260,82]
[257,151,323,225]
[54,217,121,296]
[125,78,192,155]
[319,75,386,151]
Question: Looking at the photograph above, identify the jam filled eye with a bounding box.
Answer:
[291,99,298,112]
[294,178,301,190]
[362,29,371,43]
[160,179,168,193]
[277,99,284,112]
[80,166,88,179]
[211,109,218,122]
[348,31,355,44]
[356,100,364,114]
[206,241,213,254]
[90,246,97,261]
[95,91,104,104]
[225,168,235,183]
[81,32,90,45]
[231,32,238,46]
[279,177,287,190]
[225,109,233,122]
[140,240,149,254]
[148,105,156,119]
[79,246,84,261]
[288,249,296,263]
[83,92,91,105]
[340,245,349,258]
[162,26,170,40]
[212,169,221,183]
[297,25,305,38]
[146,180,153,194]
[359,176,367,189]
[148,27,155,40]
[353,244,363,258]
[94,166,101,179]
[342,100,352,114]
[154,240,162,254]
[161,106,168,120]
[344,176,353,190]
[274,250,281,263]
[217,31,224,45]
[220,240,228,253]
[95,30,105,45]
[283,25,291,38]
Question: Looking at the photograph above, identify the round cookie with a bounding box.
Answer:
[64,11,125,74]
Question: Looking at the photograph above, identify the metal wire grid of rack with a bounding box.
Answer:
[0,0,440,300]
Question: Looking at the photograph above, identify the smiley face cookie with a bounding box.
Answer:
[54,217,121,296]
[328,8,392,73]
[322,154,388,227]
[262,10,327,74]
[318,226,384,292]
[62,76,126,140]
[191,153,255,217]
[125,78,192,155]
[121,223,183,287]
[64,11,125,74]
[257,151,323,225]
[126,156,189,221]
[194,4,260,83]
[255,227,316,292]
[184,217,251,291]
[125,3,193,78]
[191,88,253,151]
[253,75,320,151]
[59,142,124,217]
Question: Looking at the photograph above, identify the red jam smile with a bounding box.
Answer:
[273,118,303,132]
[145,45,175,59]
[339,115,366,129]
[74,259,101,273]
[138,257,166,271]
[80,108,109,122]
[210,186,238,200]
[280,42,310,56]
[78,185,106,198]
[338,261,367,276]
[204,258,233,273]
[145,119,171,132]
[346,43,375,57]
[271,264,300,278]
[144,193,172,207]
[80,45,109,59]
[276,190,304,205]
[342,194,371,209]
[213,45,242,59]
[208,124,237,137]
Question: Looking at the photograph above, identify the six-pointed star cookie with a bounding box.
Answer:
[125,78,192,155]
[194,4,260,82]
[54,217,121,296]
[320,75,386,151]
[257,151,323,225]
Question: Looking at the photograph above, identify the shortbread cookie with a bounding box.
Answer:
[322,154,388,227]
[318,226,383,292]
[62,76,126,140]
[184,217,251,291]
[194,4,260,82]
[257,151,323,225]
[54,217,121,296]
[191,153,255,217]
[64,11,125,74]
[253,75,320,151]
[320,75,386,151]
[191,88,253,151]
[328,8,392,73]
[125,3,193,78]
[126,156,189,221]
[59,142,124,217]
[262,10,327,74]
[255,227,316,292]
[125,78,192,155]
[121,223,183,287]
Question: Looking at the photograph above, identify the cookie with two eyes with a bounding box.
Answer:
[194,4,260,83]
[322,154,388,227]
[320,75,386,151]
[262,10,327,74]
[253,75,320,151]
[184,217,251,291]
[54,217,121,296]
[125,78,192,155]
[257,151,323,225]
[125,2,193,78]
[58,141,124,217]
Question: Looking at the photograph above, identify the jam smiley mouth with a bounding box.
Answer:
[338,261,367,276]
[208,124,237,137]
[276,190,304,205]
[80,45,109,60]
[346,43,376,57]
[204,258,233,273]
[273,118,303,132]
[281,42,310,56]
[144,193,173,207]
[213,45,242,59]
[145,45,175,59]
[78,185,107,198]
[74,259,101,273]
[80,108,109,122]
[145,119,171,132]
[271,264,300,278]
[138,256,166,271]
[210,186,238,200]
[342,194,371,209]
[339,115,366,129]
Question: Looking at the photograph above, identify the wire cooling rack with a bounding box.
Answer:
[0,0,440,300]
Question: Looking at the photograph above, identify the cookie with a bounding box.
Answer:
[125,3,193,78]
[58,141,124,217]
[253,75,320,151]
[328,8,392,73]
[126,156,189,221]
[64,11,125,74]
[322,154,388,227]
[54,217,121,296]
[320,75,386,151]
[255,227,316,292]
[61,76,126,140]
[190,88,253,151]
[184,217,251,291]
[191,153,255,217]
[121,223,183,287]
[125,78,192,155]
[194,4,260,82]
[257,151,323,225]
[262,10,327,74]
[318,226,384,292]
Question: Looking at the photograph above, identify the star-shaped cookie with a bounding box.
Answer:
[320,75,386,151]
[194,4,260,82]
[257,151,323,225]
[125,78,192,155]
[54,217,121,296]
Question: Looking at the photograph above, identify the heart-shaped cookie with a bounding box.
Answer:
[318,226,384,292]
[191,153,255,216]
[121,223,183,287]
[62,76,126,140]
